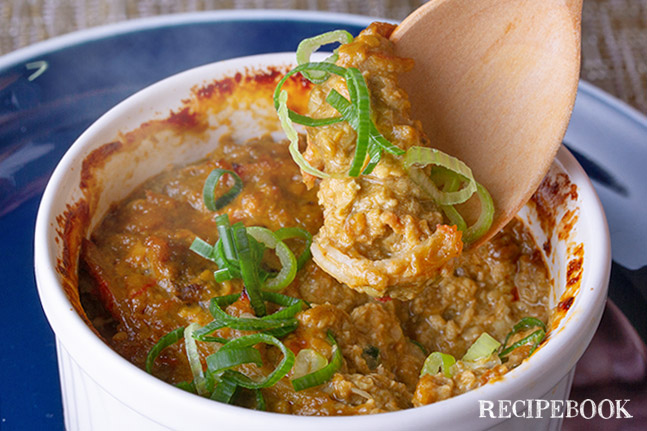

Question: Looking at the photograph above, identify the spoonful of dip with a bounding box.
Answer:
[391,0,583,246]
[275,0,582,299]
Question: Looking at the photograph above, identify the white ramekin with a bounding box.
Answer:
[34,53,611,431]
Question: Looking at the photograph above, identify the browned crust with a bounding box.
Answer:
[54,64,307,332]
[528,170,583,333]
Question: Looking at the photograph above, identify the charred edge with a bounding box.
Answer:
[80,141,122,190]
[566,246,584,288]
[194,66,310,101]
[196,76,237,99]
[166,106,204,130]
[55,199,93,324]
[558,210,578,241]
[558,296,575,312]
[250,67,283,85]
[529,173,579,242]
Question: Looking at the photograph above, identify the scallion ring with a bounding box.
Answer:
[499,317,547,360]
[211,371,239,403]
[274,62,348,126]
[232,224,266,317]
[215,214,239,262]
[189,237,215,261]
[206,346,263,373]
[246,226,298,291]
[344,67,371,177]
[202,168,243,211]
[254,389,266,411]
[291,331,343,391]
[499,329,546,360]
[145,326,185,374]
[277,89,330,179]
[462,182,495,244]
[192,292,307,340]
[296,30,353,83]
[404,146,477,205]
[184,323,209,396]
[292,348,329,379]
[462,332,501,362]
[325,87,404,175]
[429,166,468,232]
[420,352,456,378]
[210,333,295,389]
[274,227,313,270]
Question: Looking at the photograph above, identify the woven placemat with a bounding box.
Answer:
[1,0,646,113]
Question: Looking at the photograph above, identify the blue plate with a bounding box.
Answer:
[0,11,645,430]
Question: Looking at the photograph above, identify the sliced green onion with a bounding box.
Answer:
[404,146,477,205]
[254,389,266,411]
[263,319,300,339]
[212,333,295,389]
[325,89,356,122]
[260,291,308,319]
[325,88,404,175]
[192,319,228,341]
[345,67,371,177]
[214,267,234,283]
[261,291,304,306]
[189,237,215,261]
[296,30,353,83]
[273,62,347,126]
[232,224,266,317]
[203,168,243,211]
[423,166,492,242]
[324,87,403,159]
[206,291,306,319]
[292,348,329,379]
[215,214,238,262]
[370,127,405,156]
[145,326,185,374]
[430,167,468,231]
[277,89,330,179]
[361,141,382,175]
[462,182,495,243]
[216,313,299,333]
[420,352,456,378]
[499,317,547,360]
[205,297,301,333]
[462,333,501,362]
[499,329,546,359]
[291,331,343,391]
[184,323,208,396]
[274,227,313,270]
[246,226,297,291]
[277,60,406,178]
[212,292,242,308]
[206,346,263,373]
[500,317,546,350]
[441,204,468,232]
[193,334,230,344]
[211,371,238,403]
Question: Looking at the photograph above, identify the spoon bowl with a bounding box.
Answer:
[391,0,583,245]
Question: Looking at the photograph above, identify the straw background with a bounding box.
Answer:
[1,0,646,113]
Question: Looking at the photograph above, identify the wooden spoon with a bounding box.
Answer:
[391,0,582,246]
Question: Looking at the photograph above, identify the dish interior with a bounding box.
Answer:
[46,53,587,417]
